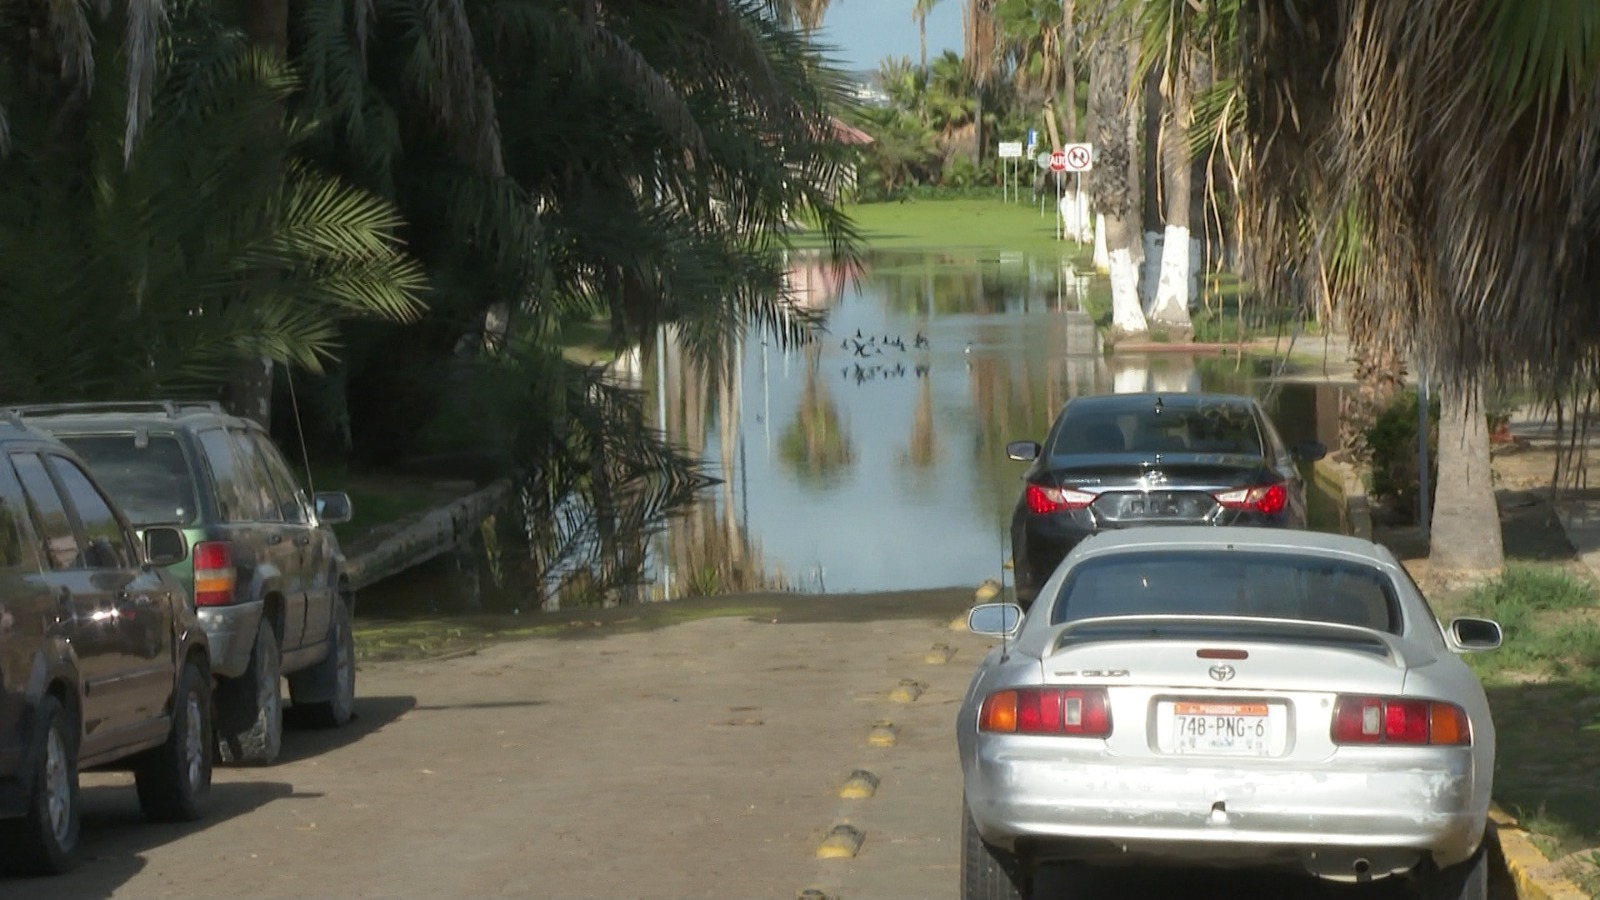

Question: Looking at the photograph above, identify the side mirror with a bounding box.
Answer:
[968,603,1024,637]
[1292,439,1328,462]
[1447,617,1503,652]
[315,491,353,525]
[143,526,188,567]
[1006,441,1041,462]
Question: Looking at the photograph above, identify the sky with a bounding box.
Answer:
[815,1,965,73]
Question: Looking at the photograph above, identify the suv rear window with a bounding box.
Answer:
[1049,550,1401,634]
[1051,402,1264,457]
[59,434,200,526]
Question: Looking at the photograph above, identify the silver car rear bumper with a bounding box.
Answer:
[966,740,1485,877]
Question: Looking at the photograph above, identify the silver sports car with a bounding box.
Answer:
[958,527,1502,900]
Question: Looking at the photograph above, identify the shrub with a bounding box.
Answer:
[1365,389,1439,523]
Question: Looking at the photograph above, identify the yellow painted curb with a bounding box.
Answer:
[948,614,970,632]
[1488,804,1591,900]
[889,679,924,703]
[839,769,880,799]
[867,720,898,747]
[975,579,1002,601]
[816,823,866,859]
[924,643,956,664]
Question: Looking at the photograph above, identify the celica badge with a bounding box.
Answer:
[1208,664,1236,682]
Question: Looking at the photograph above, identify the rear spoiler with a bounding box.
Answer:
[1044,614,1411,666]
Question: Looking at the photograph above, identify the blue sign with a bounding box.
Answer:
[1027,129,1038,148]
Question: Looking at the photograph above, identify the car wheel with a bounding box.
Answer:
[215,619,282,765]
[0,695,80,875]
[962,798,1031,900]
[135,659,213,822]
[1415,845,1488,900]
[288,595,356,728]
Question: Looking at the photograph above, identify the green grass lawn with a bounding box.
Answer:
[798,197,1096,262]
[1445,565,1600,870]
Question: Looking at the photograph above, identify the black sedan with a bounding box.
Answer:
[1007,392,1326,608]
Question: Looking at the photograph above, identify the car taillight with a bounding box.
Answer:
[1331,695,1470,746]
[1025,484,1095,515]
[979,687,1112,737]
[192,541,236,607]
[1213,483,1288,515]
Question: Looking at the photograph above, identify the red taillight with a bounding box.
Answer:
[1213,483,1288,515]
[979,687,1112,737]
[192,541,236,607]
[1331,695,1470,746]
[1025,484,1095,515]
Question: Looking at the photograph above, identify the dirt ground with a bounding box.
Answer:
[5,592,1509,900]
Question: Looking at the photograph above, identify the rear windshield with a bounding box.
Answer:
[58,434,200,526]
[1048,550,1401,634]
[1049,402,1264,458]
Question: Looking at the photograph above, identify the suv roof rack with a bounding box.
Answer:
[6,400,227,420]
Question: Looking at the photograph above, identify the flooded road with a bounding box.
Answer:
[625,250,1343,598]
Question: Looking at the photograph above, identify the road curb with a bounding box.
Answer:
[1489,804,1591,899]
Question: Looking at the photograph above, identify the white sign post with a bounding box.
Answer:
[997,142,1023,203]
[1058,144,1094,244]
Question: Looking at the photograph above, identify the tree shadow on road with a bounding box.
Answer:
[1,780,303,900]
[277,693,417,765]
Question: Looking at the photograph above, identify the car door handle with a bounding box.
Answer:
[293,535,312,547]
[269,534,284,545]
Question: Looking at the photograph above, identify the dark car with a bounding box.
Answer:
[0,415,211,874]
[12,401,356,766]
[1006,392,1326,608]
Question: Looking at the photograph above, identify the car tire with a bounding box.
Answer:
[0,695,80,875]
[135,658,213,822]
[288,594,356,728]
[1415,845,1488,900]
[962,798,1031,900]
[215,620,282,765]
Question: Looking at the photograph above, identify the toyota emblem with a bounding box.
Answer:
[1208,664,1236,682]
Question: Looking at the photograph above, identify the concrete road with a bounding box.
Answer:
[1,593,1511,899]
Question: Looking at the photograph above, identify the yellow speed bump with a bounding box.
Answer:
[924,643,956,664]
[889,679,924,703]
[816,823,866,859]
[975,579,1002,601]
[868,720,898,747]
[839,769,880,799]
[797,888,836,900]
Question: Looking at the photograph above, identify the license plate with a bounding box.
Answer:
[1171,702,1271,756]
[1119,492,1193,518]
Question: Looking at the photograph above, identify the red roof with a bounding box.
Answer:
[829,117,874,146]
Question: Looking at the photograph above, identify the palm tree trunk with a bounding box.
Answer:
[1138,64,1163,313]
[1150,52,1194,329]
[1429,381,1504,579]
[1089,33,1145,338]
[1062,0,1076,141]
[920,16,927,72]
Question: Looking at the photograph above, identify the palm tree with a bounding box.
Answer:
[963,0,999,165]
[1087,16,1146,338]
[0,3,424,404]
[1225,0,1600,578]
[1146,43,1195,329]
[913,0,945,72]
[287,0,859,599]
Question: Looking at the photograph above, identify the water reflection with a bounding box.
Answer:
[632,251,1349,597]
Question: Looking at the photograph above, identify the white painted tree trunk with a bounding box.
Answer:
[1109,246,1147,337]
[1139,231,1162,311]
[1093,213,1109,271]
[1150,223,1194,326]
[1059,189,1093,242]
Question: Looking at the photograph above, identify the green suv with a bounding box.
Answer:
[13,401,357,765]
